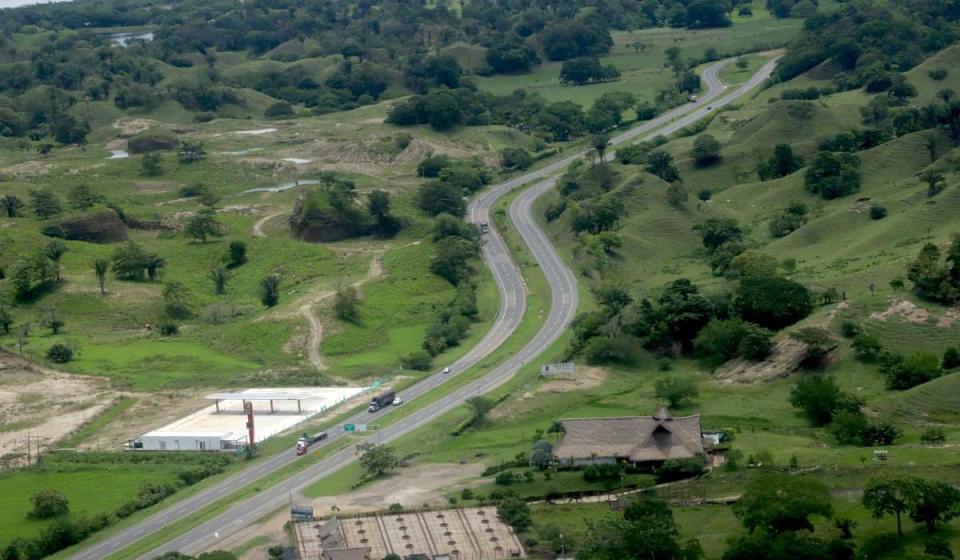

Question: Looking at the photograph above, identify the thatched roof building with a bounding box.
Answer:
[553,407,704,466]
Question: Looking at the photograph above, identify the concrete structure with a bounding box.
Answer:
[553,407,704,467]
[294,507,525,560]
[539,362,575,377]
[138,387,364,452]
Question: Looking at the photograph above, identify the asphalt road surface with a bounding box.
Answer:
[70,57,776,560]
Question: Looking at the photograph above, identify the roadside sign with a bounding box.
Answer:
[344,423,355,432]
[314,450,322,458]
[355,424,367,432]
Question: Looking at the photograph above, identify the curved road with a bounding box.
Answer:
[71,57,776,560]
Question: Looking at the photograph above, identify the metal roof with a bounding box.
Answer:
[205,391,318,401]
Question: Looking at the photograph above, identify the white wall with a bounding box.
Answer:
[141,434,224,451]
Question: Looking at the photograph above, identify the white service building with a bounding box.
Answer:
[136,387,365,452]
[140,431,236,452]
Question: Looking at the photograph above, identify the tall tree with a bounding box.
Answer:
[93,258,108,295]
[863,475,914,536]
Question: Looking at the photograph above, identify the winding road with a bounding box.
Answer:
[70,57,777,560]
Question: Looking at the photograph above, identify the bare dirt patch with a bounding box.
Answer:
[253,211,284,238]
[105,138,129,151]
[870,299,932,324]
[88,390,209,449]
[1,160,52,179]
[112,118,158,137]
[132,180,182,193]
[537,366,607,394]
[717,338,809,384]
[0,352,114,464]
[313,462,485,511]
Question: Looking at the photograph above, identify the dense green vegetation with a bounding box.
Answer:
[0,0,958,557]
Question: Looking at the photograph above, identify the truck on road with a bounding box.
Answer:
[295,431,328,455]
[368,390,396,412]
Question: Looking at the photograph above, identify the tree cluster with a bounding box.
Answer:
[906,236,960,305]
[577,496,703,559]
[569,268,810,366]
[290,177,401,241]
[864,474,960,535]
[724,474,854,560]
[559,57,620,86]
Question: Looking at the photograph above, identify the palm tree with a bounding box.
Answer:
[209,267,231,295]
[42,240,67,282]
[0,194,23,217]
[919,169,945,197]
[547,421,566,441]
[144,255,166,281]
[93,258,108,295]
[591,134,611,164]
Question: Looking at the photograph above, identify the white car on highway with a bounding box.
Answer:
[442,366,451,374]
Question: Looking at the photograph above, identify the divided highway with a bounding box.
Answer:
[71,57,776,560]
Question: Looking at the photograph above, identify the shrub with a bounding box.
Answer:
[736,276,813,330]
[928,68,948,81]
[656,456,706,483]
[851,333,882,362]
[158,321,178,336]
[497,497,532,531]
[400,350,433,371]
[881,351,943,390]
[870,204,888,220]
[495,471,516,485]
[692,134,721,166]
[264,101,294,118]
[921,427,946,445]
[28,490,69,519]
[789,375,860,426]
[804,151,861,199]
[500,147,534,171]
[943,347,960,369]
[654,376,699,407]
[694,318,773,365]
[46,343,73,363]
[583,463,621,482]
[460,488,474,501]
[861,422,900,446]
[829,411,870,445]
[227,241,247,268]
[840,320,862,338]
